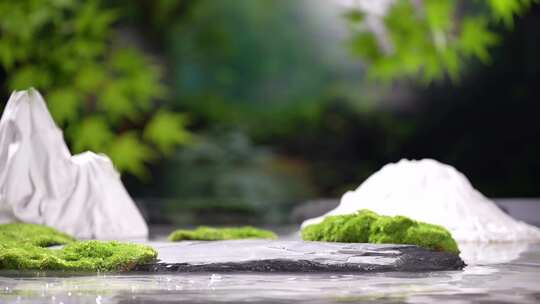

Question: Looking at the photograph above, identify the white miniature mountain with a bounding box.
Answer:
[303,158,540,243]
[0,89,148,239]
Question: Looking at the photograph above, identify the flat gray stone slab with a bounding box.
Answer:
[135,240,465,273]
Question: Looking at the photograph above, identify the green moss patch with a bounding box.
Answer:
[301,210,459,254]
[168,226,278,241]
[0,223,157,271]
[0,223,75,247]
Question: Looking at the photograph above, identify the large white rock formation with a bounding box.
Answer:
[0,89,148,239]
[303,159,540,243]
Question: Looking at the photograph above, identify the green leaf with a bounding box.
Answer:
[75,64,106,93]
[98,81,137,121]
[344,0,530,83]
[74,0,117,37]
[47,89,81,124]
[107,132,155,178]
[343,9,365,23]
[110,48,148,75]
[110,48,167,110]
[9,66,52,90]
[349,32,382,61]
[72,38,106,59]
[0,0,173,181]
[459,17,499,63]
[144,110,192,154]
[440,48,461,82]
[69,116,114,153]
[425,0,453,32]
[0,38,16,70]
[126,65,167,109]
[487,0,535,27]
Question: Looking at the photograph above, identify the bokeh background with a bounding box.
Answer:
[1,0,539,227]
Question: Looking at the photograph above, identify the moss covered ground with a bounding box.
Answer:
[301,210,459,254]
[0,223,157,271]
[168,226,278,241]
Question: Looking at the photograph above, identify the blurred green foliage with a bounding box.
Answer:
[1,0,537,220]
[123,0,373,209]
[0,0,190,178]
[346,0,538,82]
[170,1,329,105]
[151,131,316,224]
[164,0,365,126]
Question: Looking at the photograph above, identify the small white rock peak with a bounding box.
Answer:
[303,158,540,243]
[0,89,148,239]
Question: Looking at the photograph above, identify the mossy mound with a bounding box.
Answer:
[0,223,75,247]
[168,226,278,241]
[0,223,157,271]
[301,210,459,254]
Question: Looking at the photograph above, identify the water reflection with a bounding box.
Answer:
[1,244,539,304]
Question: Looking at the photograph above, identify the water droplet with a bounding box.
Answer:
[210,274,222,281]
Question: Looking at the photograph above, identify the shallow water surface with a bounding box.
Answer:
[1,243,539,304]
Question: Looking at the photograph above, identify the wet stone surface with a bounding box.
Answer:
[134,240,465,273]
